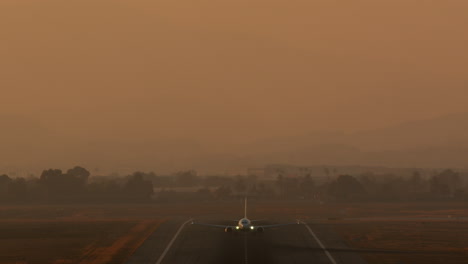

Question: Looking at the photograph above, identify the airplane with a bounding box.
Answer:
[192,198,299,233]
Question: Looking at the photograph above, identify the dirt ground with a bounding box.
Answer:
[0,218,164,264]
[333,221,468,264]
[0,200,466,263]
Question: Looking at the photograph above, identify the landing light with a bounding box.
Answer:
[236,226,240,230]
[250,226,254,230]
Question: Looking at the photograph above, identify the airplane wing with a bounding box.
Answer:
[249,219,266,223]
[257,222,299,229]
[191,222,232,229]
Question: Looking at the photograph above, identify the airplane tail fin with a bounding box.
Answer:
[244,197,247,219]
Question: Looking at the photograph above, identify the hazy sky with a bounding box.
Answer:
[1,0,468,172]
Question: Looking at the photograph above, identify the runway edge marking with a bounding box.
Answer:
[155,218,193,264]
[300,221,338,264]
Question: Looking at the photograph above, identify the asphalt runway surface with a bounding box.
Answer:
[126,218,367,264]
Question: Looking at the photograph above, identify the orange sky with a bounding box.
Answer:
[1,0,467,172]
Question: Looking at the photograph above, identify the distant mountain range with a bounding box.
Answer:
[238,112,468,170]
[186,112,468,172]
[1,112,468,174]
[348,112,468,151]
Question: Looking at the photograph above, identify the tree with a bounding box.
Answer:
[39,167,90,201]
[0,174,12,201]
[175,170,199,187]
[66,166,90,186]
[0,174,11,184]
[282,177,300,198]
[300,174,315,198]
[234,176,247,193]
[275,174,284,196]
[8,178,28,202]
[409,171,423,191]
[379,175,407,201]
[124,172,154,201]
[430,169,461,198]
[328,175,366,200]
[40,169,63,182]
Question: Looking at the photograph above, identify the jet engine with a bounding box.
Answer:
[256,227,264,233]
[224,227,233,233]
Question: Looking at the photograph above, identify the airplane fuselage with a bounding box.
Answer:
[237,218,253,231]
[192,197,295,232]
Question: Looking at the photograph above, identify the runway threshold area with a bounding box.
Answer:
[126,220,367,264]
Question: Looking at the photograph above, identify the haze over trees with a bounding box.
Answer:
[0,165,466,204]
[0,166,154,203]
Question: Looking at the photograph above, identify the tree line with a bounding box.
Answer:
[272,169,467,202]
[0,166,153,203]
[150,169,468,202]
[0,167,466,203]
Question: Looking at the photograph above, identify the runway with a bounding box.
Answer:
[126,218,367,264]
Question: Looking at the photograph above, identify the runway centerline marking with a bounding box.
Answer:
[243,234,248,264]
[300,221,338,264]
[155,218,193,264]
